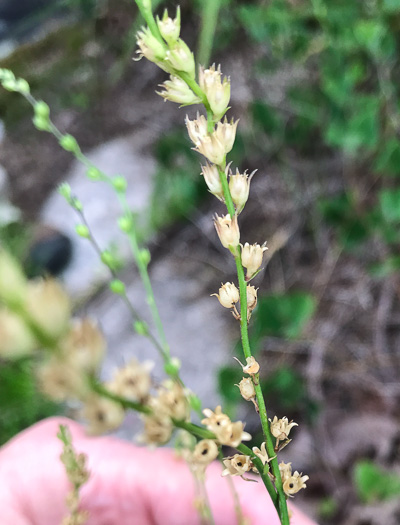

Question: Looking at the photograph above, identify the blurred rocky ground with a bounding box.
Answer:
[1,2,400,525]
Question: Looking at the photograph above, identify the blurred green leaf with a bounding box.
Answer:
[354,460,400,503]
[218,366,243,404]
[368,255,400,277]
[374,139,400,177]
[251,100,283,136]
[253,292,316,339]
[383,0,400,14]
[379,188,400,222]
[261,367,305,410]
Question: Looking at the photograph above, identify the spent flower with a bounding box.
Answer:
[229,170,256,214]
[165,39,195,77]
[270,416,298,447]
[199,64,230,118]
[212,282,239,309]
[241,242,267,280]
[157,7,181,45]
[108,358,154,403]
[157,76,201,105]
[222,454,253,477]
[214,213,240,251]
[201,163,225,200]
[82,395,125,435]
[136,27,166,63]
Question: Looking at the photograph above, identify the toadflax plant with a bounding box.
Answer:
[0,1,308,524]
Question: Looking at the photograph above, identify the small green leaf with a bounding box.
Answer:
[253,292,316,339]
[218,366,243,403]
[379,188,400,222]
[354,460,400,503]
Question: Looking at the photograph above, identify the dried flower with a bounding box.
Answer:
[185,114,208,145]
[25,278,70,339]
[165,39,195,77]
[214,213,240,251]
[246,285,258,321]
[214,118,239,155]
[62,318,105,374]
[157,75,200,105]
[222,454,253,477]
[241,243,267,280]
[192,439,219,465]
[0,250,26,306]
[237,377,255,401]
[229,170,256,213]
[252,442,274,466]
[199,64,230,118]
[82,395,125,435]
[37,357,89,401]
[279,462,309,497]
[212,282,239,309]
[194,134,226,165]
[216,420,252,448]
[157,7,181,45]
[140,413,173,446]
[270,416,298,446]
[202,406,231,432]
[244,356,260,375]
[154,380,189,420]
[136,27,166,63]
[201,163,224,200]
[108,358,153,403]
[0,308,36,358]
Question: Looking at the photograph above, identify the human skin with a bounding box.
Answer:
[0,418,317,525]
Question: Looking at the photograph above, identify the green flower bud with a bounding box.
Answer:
[112,176,127,193]
[33,116,51,131]
[15,78,30,94]
[71,198,83,212]
[34,101,50,119]
[75,224,90,238]
[164,357,181,377]
[59,134,80,154]
[58,183,72,202]
[101,250,116,269]
[87,166,102,180]
[139,248,151,266]
[188,394,202,413]
[110,279,126,295]
[134,320,149,336]
[118,215,133,233]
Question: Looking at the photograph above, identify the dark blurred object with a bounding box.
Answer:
[0,0,51,22]
[26,226,72,277]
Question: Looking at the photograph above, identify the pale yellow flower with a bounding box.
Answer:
[215,420,252,448]
[154,380,189,421]
[222,454,252,477]
[36,357,89,401]
[237,377,255,401]
[201,406,231,432]
[214,213,240,250]
[82,395,125,435]
[241,242,267,280]
[140,413,173,446]
[212,282,239,309]
[61,318,105,374]
[108,358,153,403]
[199,64,230,118]
[252,442,274,466]
[0,308,36,358]
[270,416,298,445]
[192,439,219,465]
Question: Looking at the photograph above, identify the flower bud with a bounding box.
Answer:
[199,64,230,118]
[229,169,256,213]
[0,250,27,306]
[185,114,208,145]
[214,118,239,154]
[136,27,166,63]
[157,7,181,45]
[246,285,258,321]
[110,279,126,295]
[212,282,239,309]
[75,224,90,238]
[201,163,224,200]
[241,242,267,280]
[165,39,195,78]
[59,134,80,154]
[214,214,240,250]
[237,377,256,401]
[157,75,201,105]
[25,279,70,339]
[112,176,127,193]
[194,135,226,165]
[0,309,36,358]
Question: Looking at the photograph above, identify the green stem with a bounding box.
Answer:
[134,0,164,44]
[217,171,289,525]
[197,0,222,68]
[117,195,170,359]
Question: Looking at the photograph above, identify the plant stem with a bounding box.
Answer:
[197,0,222,68]
[134,0,164,44]
[217,155,290,525]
